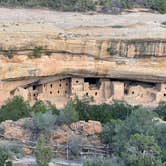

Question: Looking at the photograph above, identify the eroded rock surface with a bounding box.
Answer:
[0,118,102,155]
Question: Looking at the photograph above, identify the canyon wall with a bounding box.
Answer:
[0,8,166,107]
[1,39,166,59]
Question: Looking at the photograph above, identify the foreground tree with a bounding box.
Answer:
[0,96,30,122]
[0,148,12,166]
[35,135,54,166]
[123,134,162,166]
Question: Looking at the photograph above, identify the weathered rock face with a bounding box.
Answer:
[0,8,166,107]
[1,54,166,82]
[0,118,31,141]
[108,39,166,57]
[50,120,102,145]
[0,119,102,155]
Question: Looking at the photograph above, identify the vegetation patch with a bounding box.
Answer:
[107,47,118,55]
[35,135,54,166]
[1,96,166,164]
[29,46,43,58]
[0,0,165,13]
[4,49,14,59]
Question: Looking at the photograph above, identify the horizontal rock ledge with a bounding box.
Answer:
[0,54,166,83]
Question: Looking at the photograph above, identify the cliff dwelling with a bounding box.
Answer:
[0,76,166,108]
[0,9,166,108]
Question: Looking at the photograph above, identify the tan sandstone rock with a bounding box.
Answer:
[70,120,102,135]
[0,118,31,141]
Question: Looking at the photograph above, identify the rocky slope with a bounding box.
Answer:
[0,118,102,154]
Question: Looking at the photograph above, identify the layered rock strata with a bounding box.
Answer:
[0,8,166,107]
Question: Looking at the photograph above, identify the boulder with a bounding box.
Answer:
[70,120,102,135]
[0,118,31,141]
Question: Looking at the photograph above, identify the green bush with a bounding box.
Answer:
[24,111,56,134]
[35,135,54,166]
[28,46,43,58]
[32,100,59,115]
[101,108,158,155]
[126,107,157,136]
[99,0,112,8]
[56,100,79,125]
[101,119,128,155]
[68,98,133,124]
[0,96,31,122]
[0,0,165,13]
[109,102,133,120]
[4,49,14,59]
[0,148,12,166]
[154,103,166,121]
[123,134,162,166]
[0,0,96,12]
[154,124,166,162]
[0,141,22,157]
[68,136,84,158]
[32,100,48,113]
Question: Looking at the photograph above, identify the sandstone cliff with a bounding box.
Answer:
[0,8,166,81]
[0,8,166,107]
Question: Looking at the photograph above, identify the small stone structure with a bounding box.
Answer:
[0,77,166,108]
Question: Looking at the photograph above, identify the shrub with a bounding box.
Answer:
[154,103,166,121]
[56,100,79,125]
[160,0,166,13]
[0,0,165,13]
[101,119,128,155]
[154,124,166,162]
[0,0,96,12]
[31,46,43,58]
[101,108,158,155]
[123,134,162,166]
[24,111,56,135]
[125,107,157,136]
[35,135,54,166]
[32,100,49,114]
[68,136,85,158]
[0,141,22,157]
[63,98,134,124]
[87,102,133,123]
[109,102,133,120]
[107,47,118,55]
[100,0,112,8]
[0,96,31,122]
[4,49,14,59]
[86,104,113,123]
[32,100,59,115]
[0,148,12,166]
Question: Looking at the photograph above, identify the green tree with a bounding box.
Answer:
[100,0,112,8]
[101,119,128,155]
[32,100,48,113]
[123,134,161,166]
[101,107,158,156]
[154,103,166,120]
[0,96,30,122]
[110,102,133,120]
[126,107,157,136]
[160,0,166,13]
[35,135,54,166]
[0,148,12,166]
[154,124,166,162]
[24,111,56,135]
[32,100,59,115]
[57,100,79,125]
